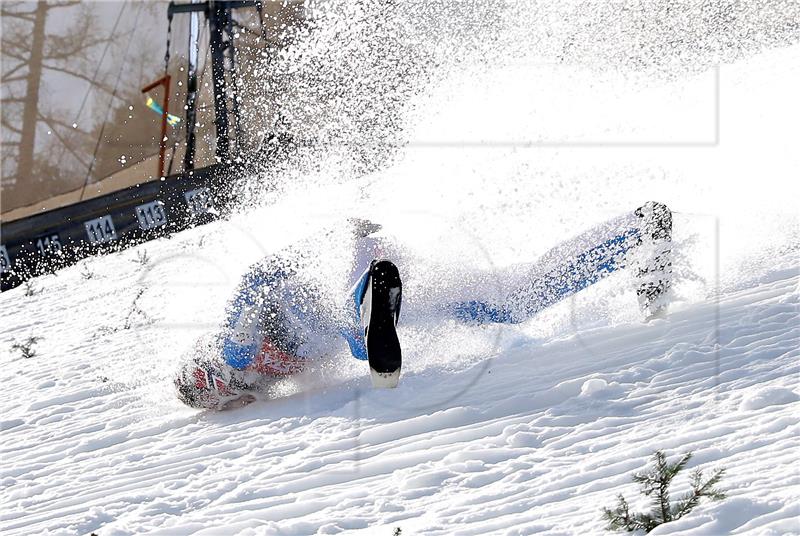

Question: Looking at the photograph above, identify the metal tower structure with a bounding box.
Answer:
[167,1,266,170]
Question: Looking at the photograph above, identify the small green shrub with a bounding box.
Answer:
[12,336,42,359]
[603,450,726,533]
[23,280,40,296]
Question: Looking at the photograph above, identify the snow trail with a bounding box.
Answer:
[1,246,797,534]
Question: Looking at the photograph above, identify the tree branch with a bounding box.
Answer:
[37,112,91,136]
[1,97,26,103]
[1,75,27,84]
[1,62,28,82]
[36,113,91,168]
[46,1,81,9]
[0,9,36,21]
[44,35,115,62]
[0,49,27,63]
[41,63,114,95]
[1,117,23,135]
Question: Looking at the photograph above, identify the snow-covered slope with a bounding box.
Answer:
[2,6,799,535]
[1,229,797,535]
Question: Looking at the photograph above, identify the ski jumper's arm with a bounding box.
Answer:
[221,219,397,368]
[220,259,292,370]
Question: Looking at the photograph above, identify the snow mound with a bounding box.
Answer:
[739,387,800,411]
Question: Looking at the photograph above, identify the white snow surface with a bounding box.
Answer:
[2,20,800,536]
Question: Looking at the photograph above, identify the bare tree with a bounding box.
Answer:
[1,0,116,208]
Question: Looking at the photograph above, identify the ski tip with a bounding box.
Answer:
[370,367,401,389]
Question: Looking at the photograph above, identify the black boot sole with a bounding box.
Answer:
[366,260,402,376]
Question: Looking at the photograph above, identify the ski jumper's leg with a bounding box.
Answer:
[342,259,403,388]
[338,231,403,377]
[506,219,641,321]
[340,233,389,361]
[452,203,672,324]
[341,266,371,361]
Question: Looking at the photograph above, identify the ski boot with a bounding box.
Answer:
[359,259,403,388]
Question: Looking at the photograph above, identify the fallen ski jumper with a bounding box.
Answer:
[175,202,672,410]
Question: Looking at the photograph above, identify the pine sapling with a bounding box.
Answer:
[134,249,150,265]
[603,451,726,533]
[123,288,153,329]
[671,466,727,520]
[23,280,40,296]
[81,263,95,280]
[603,494,638,532]
[12,336,42,359]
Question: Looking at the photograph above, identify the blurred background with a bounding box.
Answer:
[0,0,305,220]
[2,0,798,289]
